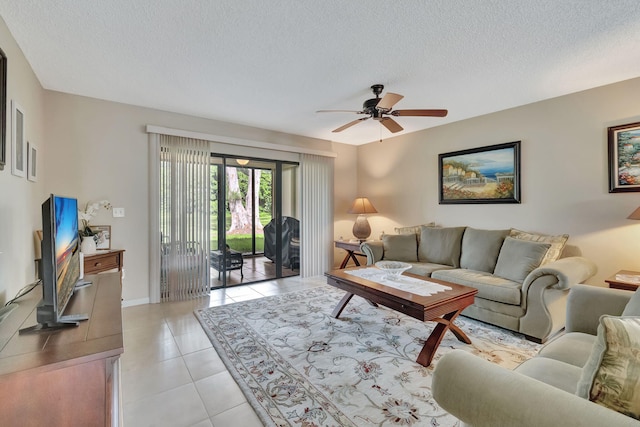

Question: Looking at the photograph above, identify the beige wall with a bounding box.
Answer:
[44,92,348,303]
[357,77,640,286]
[0,17,45,305]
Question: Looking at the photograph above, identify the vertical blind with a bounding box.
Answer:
[300,154,334,277]
[151,133,211,302]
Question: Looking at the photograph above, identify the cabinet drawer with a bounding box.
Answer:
[84,251,123,275]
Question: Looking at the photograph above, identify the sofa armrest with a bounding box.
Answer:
[523,256,597,294]
[565,284,632,334]
[360,241,383,265]
[518,257,597,340]
[433,350,640,427]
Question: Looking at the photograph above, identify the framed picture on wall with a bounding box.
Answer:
[0,47,6,171]
[92,225,111,250]
[608,121,640,193]
[11,100,26,178]
[439,141,521,204]
[27,142,37,182]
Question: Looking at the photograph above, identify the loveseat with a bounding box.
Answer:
[360,224,597,342]
[432,284,640,426]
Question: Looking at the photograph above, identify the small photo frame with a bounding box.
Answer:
[608,121,640,193]
[11,100,25,178]
[27,142,37,182]
[92,225,111,250]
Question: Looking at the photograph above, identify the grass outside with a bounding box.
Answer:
[212,235,265,253]
[211,210,271,253]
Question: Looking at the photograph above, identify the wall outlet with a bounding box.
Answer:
[112,207,125,218]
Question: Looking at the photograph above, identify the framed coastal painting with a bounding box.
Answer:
[439,141,521,204]
[92,225,111,250]
[608,121,640,193]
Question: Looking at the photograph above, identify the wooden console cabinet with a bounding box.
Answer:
[84,249,125,275]
[0,272,123,426]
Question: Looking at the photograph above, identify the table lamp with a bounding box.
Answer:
[348,197,378,241]
[628,206,640,220]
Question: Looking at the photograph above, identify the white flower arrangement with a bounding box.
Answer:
[79,200,111,236]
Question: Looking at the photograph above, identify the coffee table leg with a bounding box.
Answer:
[416,309,470,367]
[332,293,355,318]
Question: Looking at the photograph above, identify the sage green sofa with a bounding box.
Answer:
[360,225,597,343]
[432,285,640,426]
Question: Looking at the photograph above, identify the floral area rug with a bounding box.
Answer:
[194,283,541,427]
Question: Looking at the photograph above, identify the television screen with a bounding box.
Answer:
[53,195,81,317]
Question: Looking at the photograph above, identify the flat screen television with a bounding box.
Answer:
[21,194,90,333]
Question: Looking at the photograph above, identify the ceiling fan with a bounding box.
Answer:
[317,84,448,133]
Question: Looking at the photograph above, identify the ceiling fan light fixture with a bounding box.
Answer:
[236,159,249,165]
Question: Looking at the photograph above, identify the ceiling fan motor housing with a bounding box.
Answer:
[363,97,382,117]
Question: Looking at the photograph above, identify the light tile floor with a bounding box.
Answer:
[121,276,323,427]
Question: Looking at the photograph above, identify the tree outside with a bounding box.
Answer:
[211,166,273,253]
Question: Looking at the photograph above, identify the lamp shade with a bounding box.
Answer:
[628,206,640,220]
[348,197,378,214]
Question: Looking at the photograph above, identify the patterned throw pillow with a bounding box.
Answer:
[576,316,640,420]
[509,229,569,265]
[394,222,436,236]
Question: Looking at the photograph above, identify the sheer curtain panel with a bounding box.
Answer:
[149,133,210,302]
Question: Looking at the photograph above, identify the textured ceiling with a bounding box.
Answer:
[1,1,640,145]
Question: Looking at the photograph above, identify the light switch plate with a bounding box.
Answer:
[112,207,125,218]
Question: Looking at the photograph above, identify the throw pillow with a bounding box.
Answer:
[418,226,466,267]
[576,315,640,420]
[493,237,550,283]
[459,228,510,273]
[382,234,418,262]
[394,222,436,236]
[622,289,640,316]
[509,229,569,265]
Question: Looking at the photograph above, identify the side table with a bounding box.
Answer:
[335,240,367,269]
[604,270,640,291]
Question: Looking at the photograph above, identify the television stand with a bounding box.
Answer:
[18,310,90,334]
[0,272,123,426]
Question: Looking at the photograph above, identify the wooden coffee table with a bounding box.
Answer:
[325,267,478,367]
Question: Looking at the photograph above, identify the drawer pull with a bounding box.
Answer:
[94,262,102,267]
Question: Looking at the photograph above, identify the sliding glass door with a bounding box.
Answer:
[210,156,299,288]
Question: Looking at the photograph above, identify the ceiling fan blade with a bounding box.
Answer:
[376,92,404,111]
[332,117,370,133]
[391,109,448,117]
[379,117,403,133]
[316,109,362,113]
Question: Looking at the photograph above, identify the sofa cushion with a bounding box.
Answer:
[622,288,640,316]
[406,262,454,277]
[459,228,510,273]
[516,357,583,395]
[576,315,640,420]
[418,226,466,267]
[382,234,418,262]
[537,332,597,367]
[432,268,522,305]
[493,237,550,283]
[510,228,569,265]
